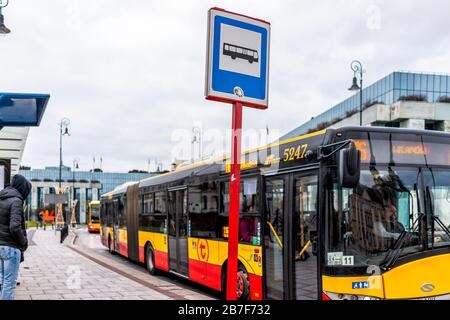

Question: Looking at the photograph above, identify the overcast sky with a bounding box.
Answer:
[1,0,450,172]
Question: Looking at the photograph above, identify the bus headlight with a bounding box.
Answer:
[324,291,381,300]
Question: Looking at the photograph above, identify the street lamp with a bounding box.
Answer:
[58,118,70,227]
[348,60,364,126]
[191,126,202,162]
[71,158,79,228]
[0,0,11,34]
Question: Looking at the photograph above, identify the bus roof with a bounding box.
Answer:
[100,126,450,199]
[137,129,327,188]
[101,181,139,198]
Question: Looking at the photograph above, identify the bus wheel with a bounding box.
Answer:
[236,269,250,300]
[146,246,157,275]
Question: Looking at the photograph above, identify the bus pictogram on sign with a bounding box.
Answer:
[223,43,259,64]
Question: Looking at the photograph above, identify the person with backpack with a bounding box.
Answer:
[0,174,32,300]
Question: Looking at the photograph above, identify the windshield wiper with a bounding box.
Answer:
[380,212,425,271]
[431,215,450,240]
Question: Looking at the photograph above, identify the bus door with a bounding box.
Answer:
[264,172,319,300]
[113,199,120,252]
[264,175,287,299]
[168,187,189,276]
[291,173,319,300]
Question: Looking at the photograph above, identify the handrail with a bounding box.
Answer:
[266,221,283,248]
[297,240,311,258]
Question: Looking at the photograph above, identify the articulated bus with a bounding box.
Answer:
[100,126,450,300]
[88,201,101,233]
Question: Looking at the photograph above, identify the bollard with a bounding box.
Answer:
[60,225,69,243]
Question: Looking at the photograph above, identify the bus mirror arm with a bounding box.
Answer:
[317,139,361,188]
[318,139,353,160]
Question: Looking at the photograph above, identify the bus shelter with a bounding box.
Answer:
[0,92,50,186]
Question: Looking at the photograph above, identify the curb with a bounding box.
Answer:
[63,229,78,246]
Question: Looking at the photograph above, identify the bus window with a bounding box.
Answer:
[144,193,154,214]
[155,191,166,214]
[219,178,261,244]
[218,182,230,239]
[240,178,260,244]
[139,192,166,234]
[189,183,218,238]
[239,215,260,245]
[241,178,258,213]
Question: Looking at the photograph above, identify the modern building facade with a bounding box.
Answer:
[19,166,155,223]
[282,71,450,140]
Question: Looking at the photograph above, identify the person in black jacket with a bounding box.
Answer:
[0,174,31,300]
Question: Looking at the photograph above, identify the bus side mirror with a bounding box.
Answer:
[339,143,360,188]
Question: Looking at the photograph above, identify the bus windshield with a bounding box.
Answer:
[324,131,450,275]
[326,166,450,274]
[91,205,100,223]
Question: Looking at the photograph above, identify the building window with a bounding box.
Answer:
[427,75,434,91]
[434,75,441,92]
[37,187,44,209]
[440,75,447,92]
[86,188,92,202]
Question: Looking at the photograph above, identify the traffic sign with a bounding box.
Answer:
[205,8,271,109]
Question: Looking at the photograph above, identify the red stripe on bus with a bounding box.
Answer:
[248,273,263,300]
[188,259,222,291]
[189,259,207,285]
[154,250,169,271]
[119,242,128,257]
[206,263,222,291]
[138,246,145,263]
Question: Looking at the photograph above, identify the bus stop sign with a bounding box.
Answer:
[205,8,271,109]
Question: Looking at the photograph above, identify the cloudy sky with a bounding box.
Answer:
[1,0,450,172]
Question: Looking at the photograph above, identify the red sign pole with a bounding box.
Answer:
[226,101,243,300]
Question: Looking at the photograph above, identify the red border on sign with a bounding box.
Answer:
[206,95,268,110]
[209,7,271,25]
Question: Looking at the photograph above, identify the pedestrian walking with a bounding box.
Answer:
[0,174,32,300]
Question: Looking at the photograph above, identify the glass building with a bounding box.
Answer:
[19,166,156,224]
[282,71,450,140]
[19,167,154,194]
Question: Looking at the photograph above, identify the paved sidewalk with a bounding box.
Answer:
[14,229,174,300]
[69,229,213,300]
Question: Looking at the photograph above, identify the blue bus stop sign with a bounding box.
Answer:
[0,92,50,126]
[205,8,271,109]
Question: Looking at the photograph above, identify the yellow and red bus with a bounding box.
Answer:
[88,201,101,233]
[100,126,450,300]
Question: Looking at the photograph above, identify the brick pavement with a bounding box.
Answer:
[13,229,179,300]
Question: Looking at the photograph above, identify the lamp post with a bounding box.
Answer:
[58,118,70,227]
[71,158,79,227]
[348,60,364,126]
[0,0,10,35]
